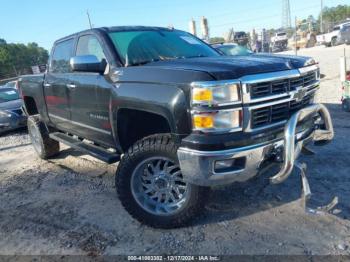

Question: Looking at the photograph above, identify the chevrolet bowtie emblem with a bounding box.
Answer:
[292,87,307,102]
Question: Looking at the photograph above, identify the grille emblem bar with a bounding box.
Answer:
[291,87,307,102]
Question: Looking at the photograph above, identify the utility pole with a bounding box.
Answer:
[295,16,298,56]
[12,66,18,77]
[320,0,324,33]
[282,0,292,29]
[87,10,93,29]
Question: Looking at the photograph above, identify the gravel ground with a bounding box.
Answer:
[0,44,350,256]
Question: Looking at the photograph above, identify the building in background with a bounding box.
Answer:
[188,19,197,36]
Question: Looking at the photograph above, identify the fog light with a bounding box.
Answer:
[215,159,235,169]
[214,157,246,173]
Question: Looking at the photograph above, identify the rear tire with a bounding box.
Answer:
[27,115,60,159]
[116,134,209,228]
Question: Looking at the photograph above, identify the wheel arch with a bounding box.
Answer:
[23,96,39,116]
[116,108,174,152]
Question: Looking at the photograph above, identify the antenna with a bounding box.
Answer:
[86,10,93,29]
[282,0,291,29]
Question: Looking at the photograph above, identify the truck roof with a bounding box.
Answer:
[54,26,174,44]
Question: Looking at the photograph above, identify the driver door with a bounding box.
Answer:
[68,34,114,146]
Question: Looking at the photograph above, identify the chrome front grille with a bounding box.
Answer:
[240,65,320,131]
[249,71,317,99]
[251,93,314,128]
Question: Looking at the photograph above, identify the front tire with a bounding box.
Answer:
[331,37,337,47]
[116,134,208,228]
[27,115,60,159]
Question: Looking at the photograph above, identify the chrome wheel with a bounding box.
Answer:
[131,157,189,216]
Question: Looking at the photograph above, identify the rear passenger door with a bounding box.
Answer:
[68,34,114,146]
[45,38,74,131]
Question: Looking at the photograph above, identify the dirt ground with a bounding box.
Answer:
[0,44,350,256]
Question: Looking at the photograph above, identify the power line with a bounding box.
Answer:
[210,4,321,28]
[169,0,282,24]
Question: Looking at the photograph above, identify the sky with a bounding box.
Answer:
[0,0,348,51]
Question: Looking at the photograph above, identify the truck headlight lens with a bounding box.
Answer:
[191,80,241,106]
[192,110,242,132]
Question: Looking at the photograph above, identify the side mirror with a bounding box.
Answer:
[70,55,107,74]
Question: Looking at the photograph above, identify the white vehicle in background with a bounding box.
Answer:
[271,32,288,52]
[271,32,288,43]
[317,21,350,47]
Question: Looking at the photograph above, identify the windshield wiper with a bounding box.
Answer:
[185,54,209,59]
[128,58,163,66]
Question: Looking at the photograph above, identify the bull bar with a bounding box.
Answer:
[177,104,334,187]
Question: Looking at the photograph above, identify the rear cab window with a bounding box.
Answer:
[50,38,74,73]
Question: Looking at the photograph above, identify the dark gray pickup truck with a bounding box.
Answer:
[19,26,334,228]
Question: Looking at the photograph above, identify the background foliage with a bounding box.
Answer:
[0,39,48,80]
[321,5,350,32]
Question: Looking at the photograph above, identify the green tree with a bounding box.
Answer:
[320,5,350,32]
[209,37,225,44]
[0,40,48,79]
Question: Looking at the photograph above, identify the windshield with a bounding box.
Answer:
[108,30,219,66]
[341,25,350,32]
[0,88,20,103]
[217,45,252,56]
[5,82,16,89]
[277,33,286,36]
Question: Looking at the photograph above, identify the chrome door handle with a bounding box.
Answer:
[66,84,76,89]
[43,83,51,87]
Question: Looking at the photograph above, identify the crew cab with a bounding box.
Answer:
[19,26,334,228]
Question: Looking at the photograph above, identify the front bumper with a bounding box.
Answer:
[177,104,334,186]
[0,114,27,133]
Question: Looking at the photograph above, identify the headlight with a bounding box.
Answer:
[191,80,241,106]
[0,110,12,118]
[192,109,242,132]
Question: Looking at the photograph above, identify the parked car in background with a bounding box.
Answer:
[212,43,252,56]
[0,87,27,133]
[337,24,350,45]
[271,32,288,43]
[4,80,19,89]
[270,32,289,53]
[317,21,350,47]
[341,71,350,112]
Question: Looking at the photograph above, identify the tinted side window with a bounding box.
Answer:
[76,35,106,61]
[50,39,74,73]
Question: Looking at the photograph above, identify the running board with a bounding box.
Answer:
[49,132,120,164]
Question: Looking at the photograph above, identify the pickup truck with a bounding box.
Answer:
[317,21,350,47]
[19,26,334,228]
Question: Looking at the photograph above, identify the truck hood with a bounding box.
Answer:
[145,53,314,80]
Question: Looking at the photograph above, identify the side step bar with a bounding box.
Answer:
[49,132,120,164]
